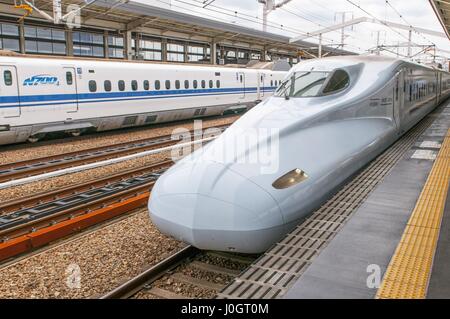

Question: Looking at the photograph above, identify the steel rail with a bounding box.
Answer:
[0,160,172,214]
[0,124,229,183]
[100,245,200,299]
[0,160,173,240]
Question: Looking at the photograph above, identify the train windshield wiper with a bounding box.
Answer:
[275,71,330,98]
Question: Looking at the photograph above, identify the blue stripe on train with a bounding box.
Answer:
[0,86,277,108]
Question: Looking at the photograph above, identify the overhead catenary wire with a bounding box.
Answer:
[383,0,435,46]
[155,0,353,59]
[172,0,339,44]
[178,0,376,54]
[345,0,426,54]
[279,6,367,52]
[307,0,392,52]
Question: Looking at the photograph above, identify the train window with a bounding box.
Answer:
[322,70,350,95]
[118,80,125,91]
[239,75,243,83]
[89,80,97,92]
[165,80,171,90]
[209,80,213,88]
[143,80,149,91]
[270,80,273,87]
[155,80,160,90]
[104,80,112,92]
[216,80,220,88]
[131,80,138,91]
[275,71,330,98]
[66,72,73,85]
[184,80,189,89]
[3,70,12,86]
[193,80,198,89]
[201,80,206,88]
[175,80,180,89]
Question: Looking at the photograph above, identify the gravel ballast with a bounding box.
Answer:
[0,115,241,298]
[0,208,184,298]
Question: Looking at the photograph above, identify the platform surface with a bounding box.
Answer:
[284,102,450,299]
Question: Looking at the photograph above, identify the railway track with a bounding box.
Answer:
[0,159,175,262]
[0,124,229,183]
[105,103,444,300]
[101,246,257,299]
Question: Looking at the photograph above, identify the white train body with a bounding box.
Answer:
[149,56,450,254]
[0,56,286,145]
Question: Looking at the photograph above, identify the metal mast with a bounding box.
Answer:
[258,0,293,32]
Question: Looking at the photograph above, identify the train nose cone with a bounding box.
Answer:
[149,161,284,253]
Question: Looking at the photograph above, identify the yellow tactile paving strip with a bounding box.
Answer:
[376,129,450,299]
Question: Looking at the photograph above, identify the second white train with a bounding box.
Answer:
[0,55,286,145]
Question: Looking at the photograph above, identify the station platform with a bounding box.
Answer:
[219,100,450,299]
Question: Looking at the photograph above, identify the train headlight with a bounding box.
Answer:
[272,168,309,189]
[0,125,10,132]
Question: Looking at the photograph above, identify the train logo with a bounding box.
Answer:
[23,75,59,86]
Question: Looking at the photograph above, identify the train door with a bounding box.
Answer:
[393,70,404,130]
[258,73,265,99]
[63,67,78,113]
[0,65,20,118]
[237,72,245,99]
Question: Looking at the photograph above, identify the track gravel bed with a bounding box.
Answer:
[0,115,239,165]
[0,115,241,298]
[132,253,256,299]
[0,208,184,298]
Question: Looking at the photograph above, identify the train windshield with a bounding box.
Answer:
[275,70,349,98]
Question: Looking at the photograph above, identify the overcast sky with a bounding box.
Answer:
[135,0,450,61]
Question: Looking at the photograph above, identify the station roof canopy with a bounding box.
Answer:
[430,0,450,40]
[0,0,356,57]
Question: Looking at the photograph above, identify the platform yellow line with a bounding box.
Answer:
[376,129,450,299]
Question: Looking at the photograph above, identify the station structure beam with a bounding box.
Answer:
[290,16,447,59]
[1,0,356,65]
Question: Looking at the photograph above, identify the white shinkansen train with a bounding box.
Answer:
[0,55,287,145]
[149,56,450,253]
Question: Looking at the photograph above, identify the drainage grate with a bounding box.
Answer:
[218,107,444,299]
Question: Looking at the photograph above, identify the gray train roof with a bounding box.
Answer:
[291,55,445,72]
